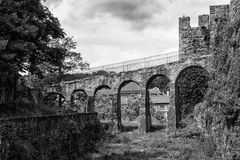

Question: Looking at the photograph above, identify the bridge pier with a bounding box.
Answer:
[87,96,95,113]
[168,82,177,130]
[138,89,149,134]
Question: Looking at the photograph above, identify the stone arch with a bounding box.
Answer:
[175,65,210,128]
[145,74,170,132]
[44,92,66,108]
[93,85,113,121]
[71,89,88,113]
[117,80,142,131]
[172,63,210,84]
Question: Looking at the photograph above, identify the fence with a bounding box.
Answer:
[84,51,179,73]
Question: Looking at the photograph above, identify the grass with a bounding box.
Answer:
[87,129,212,160]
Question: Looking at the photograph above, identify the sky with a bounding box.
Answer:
[43,0,230,68]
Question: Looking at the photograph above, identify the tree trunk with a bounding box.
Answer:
[0,88,5,104]
[13,72,18,114]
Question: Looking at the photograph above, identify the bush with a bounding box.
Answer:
[0,118,104,160]
[0,100,56,118]
[95,94,113,121]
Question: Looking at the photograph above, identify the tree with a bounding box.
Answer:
[46,37,89,80]
[0,0,65,79]
[0,0,65,106]
[148,76,170,91]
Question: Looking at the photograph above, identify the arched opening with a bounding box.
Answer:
[71,89,88,113]
[44,92,66,111]
[94,85,111,96]
[117,80,142,132]
[175,66,209,128]
[146,75,170,132]
[94,85,113,122]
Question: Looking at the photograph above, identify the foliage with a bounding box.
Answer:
[121,94,141,121]
[176,66,209,117]
[0,0,64,80]
[71,91,88,113]
[44,37,89,78]
[0,100,55,118]
[199,12,240,159]
[92,70,110,76]
[148,75,170,91]
[36,70,113,86]
[150,106,166,121]
[0,117,104,160]
[95,93,113,121]
[95,129,211,159]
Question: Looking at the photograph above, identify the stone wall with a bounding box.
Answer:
[0,113,101,159]
[0,112,98,137]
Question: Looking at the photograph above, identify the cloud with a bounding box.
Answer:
[42,0,63,8]
[85,0,166,30]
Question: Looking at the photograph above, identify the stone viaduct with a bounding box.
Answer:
[43,0,239,133]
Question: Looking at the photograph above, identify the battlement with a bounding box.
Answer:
[179,14,210,30]
[199,15,209,28]
[178,1,240,60]
[179,4,230,29]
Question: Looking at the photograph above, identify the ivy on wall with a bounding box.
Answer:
[176,66,209,118]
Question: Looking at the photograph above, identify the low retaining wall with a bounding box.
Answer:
[0,113,102,160]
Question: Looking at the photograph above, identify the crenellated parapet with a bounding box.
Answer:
[179,15,210,60]
[179,0,240,60]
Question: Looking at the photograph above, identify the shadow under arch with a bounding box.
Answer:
[145,74,170,132]
[71,89,88,113]
[71,89,88,102]
[117,80,142,132]
[44,92,66,108]
[175,65,210,128]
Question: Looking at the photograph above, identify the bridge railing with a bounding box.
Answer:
[84,51,179,73]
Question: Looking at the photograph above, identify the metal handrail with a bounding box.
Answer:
[82,51,179,73]
[79,51,213,74]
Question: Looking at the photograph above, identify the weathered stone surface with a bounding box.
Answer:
[44,56,212,133]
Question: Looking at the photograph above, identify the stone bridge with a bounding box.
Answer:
[43,0,239,133]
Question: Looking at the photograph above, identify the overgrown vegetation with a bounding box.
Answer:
[176,66,209,119]
[0,101,55,118]
[121,94,141,122]
[196,11,240,159]
[89,127,212,160]
[0,117,104,160]
[95,93,114,121]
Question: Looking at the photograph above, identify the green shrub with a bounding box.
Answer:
[0,118,104,160]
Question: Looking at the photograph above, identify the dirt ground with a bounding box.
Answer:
[88,129,212,160]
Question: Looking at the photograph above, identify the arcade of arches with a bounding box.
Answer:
[44,60,211,133]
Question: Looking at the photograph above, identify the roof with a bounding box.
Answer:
[149,87,160,94]
[121,82,141,91]
[150,95,170,104]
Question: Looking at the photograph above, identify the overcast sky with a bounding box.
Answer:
[43,0,230,67]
